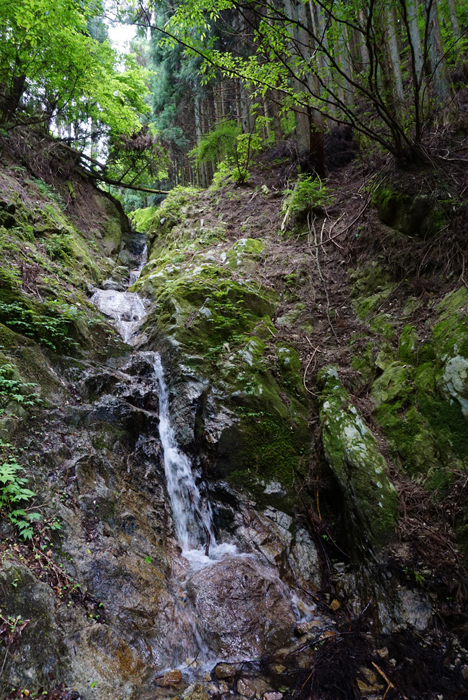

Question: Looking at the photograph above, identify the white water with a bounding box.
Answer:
[91,289,146,343]
[150,353,236,567]
[129,244,148,286]
[91,253,319,667]
[91,245,148,344]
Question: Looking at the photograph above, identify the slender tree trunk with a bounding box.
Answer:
[424,0,451,106]
[284,0,310,152]
[337,24,354,108]
[240,83,253,133]
[446,0,460,38]
[407,0,424,82]
[298,0,325,175]
[358,11,370,69]
[315,3,336,118]
[385,6,404,102]
[272,90,283,144]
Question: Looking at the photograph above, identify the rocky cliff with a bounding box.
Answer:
[0,148,467,700]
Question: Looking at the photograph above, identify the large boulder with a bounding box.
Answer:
[186,556,296,659]
[318,366,399,550]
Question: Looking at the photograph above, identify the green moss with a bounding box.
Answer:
[349,263,397,322]
[349,263,392,298]
[418,395,468,459]
[277,345,304,394]
[318,366,398,549]
[369,313,395,339]
[372,185,440,238]
[437,287,468,318]
[276,302,305,327]
[226,238,265,270]
[139,185,201,258]
[413,362,436,394]
[375,343,396,370]
[371,362,413,407]
[219,413,310,509]
[399,325,419,363]
[350,343,375,385]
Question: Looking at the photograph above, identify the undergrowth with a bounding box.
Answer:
[0,300,80,352]
[0,365,41,412]
[0,441,40,540]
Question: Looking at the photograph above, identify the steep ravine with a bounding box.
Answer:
[1,155,468,700]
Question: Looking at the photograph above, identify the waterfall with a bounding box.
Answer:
[91,251,235,567]
[150,353,236,567]
[129,244,148,286]
[91,245,147,344]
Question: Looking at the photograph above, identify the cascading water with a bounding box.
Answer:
[92,250,322,668]
[91,245,147,344]
[150,353,236,567]
[129,243,148,286]
[91,289,146,343]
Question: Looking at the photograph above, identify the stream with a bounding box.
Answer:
[91,251,323,675]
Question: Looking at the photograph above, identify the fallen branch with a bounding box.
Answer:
[76,165,170,194]
[371,661,396,700]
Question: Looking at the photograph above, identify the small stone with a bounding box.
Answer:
[270,664,286,675]
[183,682,210,700]
[329,599,340,612]
[377,647,389,658]
[215,663,236,679]
[320,630,335,639]
[296,620,314,635]
[156,669,183,687]
[264,692,282,700]
[461,665,468,679]
[218,681,229,694]
[390,658,397,667]
[237,679,256,698]
[204,673,211,682]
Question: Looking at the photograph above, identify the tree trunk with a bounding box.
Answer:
[446,0,460,39]
[314,3,336,118]
[284,0,311,152]
[407,0,424,83]
[298,0,325,175]
[358,11,370,69]
[385,6,404,102]
[0,74,26,124]
[425,0,451,106]
[240,83,254,133]
[272,90,283,144]
[337,24,354,108]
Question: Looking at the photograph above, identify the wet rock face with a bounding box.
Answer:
[186,557,296,659]
[0,562,69,689]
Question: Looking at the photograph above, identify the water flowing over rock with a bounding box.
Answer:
[91,244,148,344]
[91,289,146,344]
[149,352,236,566]
[3,167,462,700]
[186,556,296,659]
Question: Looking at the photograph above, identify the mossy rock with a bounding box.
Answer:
[371,361,413,407]
[225,238,265,270]
[372,185,441,239]
[318,366,398,550]
[399,325,419,363]
[350,343,376,387]
[349,263,396,321]
[210,410,310,511]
